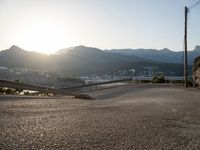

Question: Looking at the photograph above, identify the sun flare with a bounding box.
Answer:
[18,21,68,54]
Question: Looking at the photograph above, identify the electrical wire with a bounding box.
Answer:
[189,0,200,10]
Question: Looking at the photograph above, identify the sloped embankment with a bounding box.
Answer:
[193,56,200,86]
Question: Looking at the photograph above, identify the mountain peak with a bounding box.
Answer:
[57,45,93,54]
[73,45,99,51]
[8,45,26,53]
[194,46,200,51]
[160,48,171,52]
[74,45,88,49]
[9,45,22,50]
[66,45,103,54]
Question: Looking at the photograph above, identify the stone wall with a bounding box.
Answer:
[192,56,200,87]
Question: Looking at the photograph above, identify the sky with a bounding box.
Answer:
[0,0,199,53]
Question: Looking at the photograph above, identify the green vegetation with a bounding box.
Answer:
[24,91,30,95]
[187,80,193,87]
[152,75,166,83]
[58,77,85,84]
[0,88,22,95]
[0,87,58,96]
[135,80,151,83]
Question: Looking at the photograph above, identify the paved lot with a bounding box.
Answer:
[0,84,200,149]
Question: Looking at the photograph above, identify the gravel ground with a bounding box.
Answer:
[0,84,200,149]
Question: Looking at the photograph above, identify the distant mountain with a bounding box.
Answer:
[0,45,54,70]
[0,45,194,76]
[107,46,200,64]
[54,46,153,75]
[0,45,148,75]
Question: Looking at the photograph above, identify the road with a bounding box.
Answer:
[0,84,200,149]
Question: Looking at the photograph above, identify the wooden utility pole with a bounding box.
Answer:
[184,6,188,88]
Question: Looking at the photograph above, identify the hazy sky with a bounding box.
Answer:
[0,0,199,53]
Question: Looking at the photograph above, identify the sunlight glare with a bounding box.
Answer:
[19,21,68,54]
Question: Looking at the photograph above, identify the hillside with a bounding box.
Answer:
[108,46,200,64]
[0,45,193,76]
[0,46,147,75]
[0,45,55,70]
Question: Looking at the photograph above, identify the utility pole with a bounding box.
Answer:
[184,6,188,88]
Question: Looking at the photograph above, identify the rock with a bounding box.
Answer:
[192,56,200,87]
[74,94,95,100]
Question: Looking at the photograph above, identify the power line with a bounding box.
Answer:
[189,0,200,10]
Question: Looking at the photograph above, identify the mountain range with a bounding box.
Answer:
[0,45,199,76]
[107,46,200,64]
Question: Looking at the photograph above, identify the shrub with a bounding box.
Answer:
[5,88,16,94]
[24,91,30,95]
[187,80,193,87]
[0,88,5,94]
[152,75,166,83]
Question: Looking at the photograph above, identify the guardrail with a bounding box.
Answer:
[0,79,79,96]
[165,76,184,81]
[0,76,185,96]
[132,76,184,81]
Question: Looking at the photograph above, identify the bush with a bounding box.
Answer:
[152,75,166,83]
[0,88,5,94]
[140,80,152,83]
[0,88,23,95]
[24,91,30,95]
[5,88,16,94]
[187,80,193,87]
[15,89,23,94]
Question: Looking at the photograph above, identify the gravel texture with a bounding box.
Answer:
[0,85,200,149]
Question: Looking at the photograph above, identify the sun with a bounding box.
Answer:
[18,21,68,54]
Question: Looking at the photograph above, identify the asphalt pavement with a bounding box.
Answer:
[0,84,200,149]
